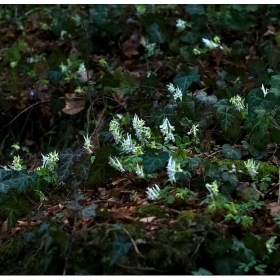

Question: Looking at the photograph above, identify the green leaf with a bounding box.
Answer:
[192,267,213,275]
[195,91,217,105]
[23,231,36,243]
[186,4,205,16]
[110,236,132,266]
[88,145,120,184]
[152,107,176,126]
[271,74,280,90]
[222,144,242,159]
[214,256,242,275]
[72,154,92,181]
[143,151,169,173]
[89,5,108,27]
[58,148,87,182]
[47,68,64,85]
[38,222,50,235]
[174,71,198,93]
[82,205,98,219]
[0,170,37,194]
[204,159,219,178]
[215,99,242,140]
[247,88,276,119]
[147,23,166,44]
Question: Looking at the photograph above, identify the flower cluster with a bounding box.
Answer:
[167,83,182,101]
[40,151,59,171]
[7,155,25,171]
[230,95,246,111]
[167,156,182,183]
[108,156,125,172]
[141,37,162,57]
[132,114,151,143]
[109,115,123,144]
[160,118,175,142]
[187,124,199,139]
[83,134,94,154]
[176,19,188,32]
[244,159,260,179]
[202,36,223,50]
[205,181,219,199]
[146,184,161,200]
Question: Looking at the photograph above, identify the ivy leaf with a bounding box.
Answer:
[89,5,108,27]
[222,144,242,160]
[147,23,166,44]
[271,74,280,90]
[58,148,87,182]
[215,99,242,140]
[110,236,132,266]
[247,88,276,119]
[204,159,219,178]
[214,256,242,275]
[179,95,195,120]
[0,170,37,194]
[23,231,37,243]
[185,4,205,16]
[142,151,169,173]
[174,71,198,93]
[87,145,120,184]
[38,222,50,235]
[152,107,176,126]
[72,154,92,181]
[82,205,98,219]
[195,91,217,105]
[47,68,64,85]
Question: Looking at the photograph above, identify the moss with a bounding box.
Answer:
[135,204,167,218]
[212,158,278,181]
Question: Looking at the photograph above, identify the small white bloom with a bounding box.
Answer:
[135,163,145,178]
[132,114,151,142]
[41,151,59,171]
[77,63,86,74]
[176,19,187,31]
[83,134,94,154]
[60,63,67,73]
[160,118,175,142]
[244,159,259,179]
[205,181,219,199]
[121,133,136,154]
[167,83,176,93]
[230,95,245,111]
[173,87,183,101]
[108,156,125,172]
[266,236,277,254]
[187,124,199,138]
[261,84,268,97]
[109,119,123,144]
[167,156,177,183]
[146,184,161,200]
[9,155,24,171]
[202,38,223,50]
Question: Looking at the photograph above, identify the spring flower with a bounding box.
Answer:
[135,163,145,178]
[146,184,161,200]
[244,159,259,179]
[121,133,136,154]
[261,84,268,97]
[83,134,94,154]
[167,83,182,101]
[109,118,123,144]
[9,155,25,171]
[41,151,59,171]
[108,156,125,172]
[205,181,219,199]
[167,156,177,183]
[132,114,151,142]
[187,124,199,139]
[230,95,246,111]
[202,38,223,50]
[176,19,188,31]
[266,236,277,254]
[160,118,175,142]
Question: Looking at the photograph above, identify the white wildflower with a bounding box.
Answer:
[266,236,277,254]
[108,156,125,172]
[121,133,136,154]
[132,114,151,142]
[230,95,245,111]
[187,124,199,139]
[135,163,145,178]
[146,184,161,200]
[167,83,182,101]
[83,134,94,154]
[202,38,223,50]
[109,119,123,144]
[261,84,268,97]
[167,83,176,93]
[77,63,86,74]
[160,118,175,142]
[205,181,219,199]
[9,155,24,171]
[41,151,59,171]
[167,156,177,183]
[244,159,259,179]
[176,19,187,32]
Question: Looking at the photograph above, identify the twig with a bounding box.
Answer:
[4,100,49,127]
[122,227,146,259]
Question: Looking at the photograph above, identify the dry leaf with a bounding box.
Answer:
[267,202,280,217]
[62,93,86,115]
[121,33,141,58]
